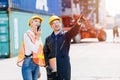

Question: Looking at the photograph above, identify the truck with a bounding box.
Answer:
[61,0,106,43]
[61,14,106,43]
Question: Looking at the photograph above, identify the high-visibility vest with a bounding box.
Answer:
[17,32,46,67]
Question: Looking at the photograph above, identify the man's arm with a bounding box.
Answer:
[43,38,49,66]
[43,38,55,74]
[65,15,86,42]
[65,23,81,42]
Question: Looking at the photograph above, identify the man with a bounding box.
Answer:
[113,25,119,38]
[113,25,119,42]
[44,15,83,80]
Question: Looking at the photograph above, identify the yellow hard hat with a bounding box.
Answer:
[28,15,43,27]
[49,15,61,25]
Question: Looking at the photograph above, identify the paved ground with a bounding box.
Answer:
[0,29,120,80]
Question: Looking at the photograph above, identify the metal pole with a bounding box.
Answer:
[96,0,99,23]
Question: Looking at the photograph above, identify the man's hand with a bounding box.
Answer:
[77,20,82,26]
[46,66,53,75]
[77,15,86,26]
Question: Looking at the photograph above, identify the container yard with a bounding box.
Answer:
[0,0,61,58]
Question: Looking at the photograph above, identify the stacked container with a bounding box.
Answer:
[0,0,9,58]
[0,0,61,58]
[0,11,9,58]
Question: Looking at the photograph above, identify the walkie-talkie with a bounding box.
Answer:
[37,25,41,31]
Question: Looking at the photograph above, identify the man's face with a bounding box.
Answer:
[50,20,62,31]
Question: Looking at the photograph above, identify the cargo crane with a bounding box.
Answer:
[61,0,106,43]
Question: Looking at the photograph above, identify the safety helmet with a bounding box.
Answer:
[49,15,61,25]
[28,15,43,27]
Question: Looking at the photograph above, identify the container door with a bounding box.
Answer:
[0,11,9,58]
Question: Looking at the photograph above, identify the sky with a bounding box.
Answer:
[106,0,120,16]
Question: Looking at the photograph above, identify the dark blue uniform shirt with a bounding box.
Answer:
[44,24,80,80]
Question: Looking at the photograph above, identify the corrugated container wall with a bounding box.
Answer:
[0,11,10,58]
[9,11,52,57]
[10,0,62,16]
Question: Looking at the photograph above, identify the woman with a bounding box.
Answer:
[17,15,45,80]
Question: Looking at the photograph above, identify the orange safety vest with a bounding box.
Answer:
[17,32,46,67]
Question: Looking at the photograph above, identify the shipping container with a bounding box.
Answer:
[0,0,8,9]
[9,0,61,16]
[9,11,52,57]
[0,11,10,58]
[0,0,61,58]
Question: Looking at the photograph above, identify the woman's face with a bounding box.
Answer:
[30,18,41,33]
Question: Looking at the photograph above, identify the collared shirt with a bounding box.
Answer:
[24,30,42,55]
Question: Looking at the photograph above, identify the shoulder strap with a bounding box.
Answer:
[26,32,36,44]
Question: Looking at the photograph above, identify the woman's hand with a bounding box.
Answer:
[35,30,42,40]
